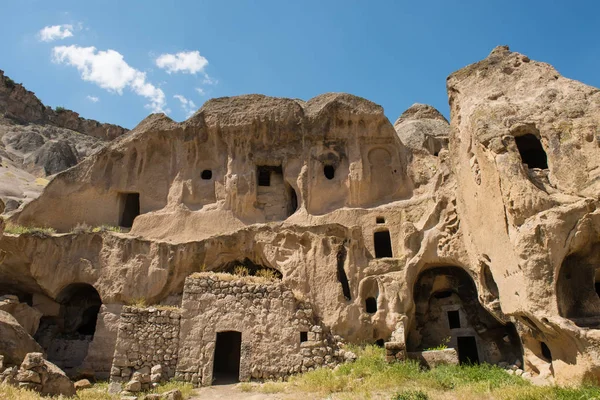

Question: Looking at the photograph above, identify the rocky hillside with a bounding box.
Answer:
[0,70,127,212]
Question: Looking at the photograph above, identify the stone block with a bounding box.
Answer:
[407,349,459,368]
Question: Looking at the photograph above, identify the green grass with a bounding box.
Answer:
[241,345,600,400]
[4,223,56,237]
[55,106,67,113]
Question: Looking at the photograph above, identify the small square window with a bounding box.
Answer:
[376,217,385,224]
[300,331,308,342]
[448,310,460,329]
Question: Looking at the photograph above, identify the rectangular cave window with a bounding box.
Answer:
[120,193,140,228]
[257,166,271,187]
[374,230,393,258]
[376,217,385,224]
[213,331,242,384]
[457,336,479,365]
[447,310,461,329]
[515,133,548,169]
[300,331,308,343]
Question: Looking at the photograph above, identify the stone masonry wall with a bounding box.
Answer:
[176,273,350,386]
[110,306,181,389]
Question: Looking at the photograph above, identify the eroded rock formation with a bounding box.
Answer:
[0,46,599,386]
[0,70,127,211]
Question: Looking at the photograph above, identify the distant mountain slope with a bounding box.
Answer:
[0,70,128,212]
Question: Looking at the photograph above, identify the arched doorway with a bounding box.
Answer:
[407,266,522,365]
[556,245,600,327]
[35,283,102,375]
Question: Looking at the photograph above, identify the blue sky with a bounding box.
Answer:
[1,0,599,129]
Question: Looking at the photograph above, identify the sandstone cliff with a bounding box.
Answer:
[1,47,599,386]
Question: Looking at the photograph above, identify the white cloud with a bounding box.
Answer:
[202,74,218,85]
[173,94,197,118]
[195,88,206,96]
[52,45,167,113]
[86,95,99,103]
[39,24,74,42]
[155,51,208,74]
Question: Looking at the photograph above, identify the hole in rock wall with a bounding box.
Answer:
[300,332,308,343]
[336,244,351,301]
[541,342,552,361]
[218,258,283,279]
[213,331,242,384]
[201,169,212,180]
[374,230,393,258]
[408,266,522,365]
[365,297,377,314]
[324,165,335,180]
[515,134,548,169]
[482,263,500,300]
[35,283,102,375]
[457,336,480,365]
[556,248,600,326]
[119,192,140,228]
[595,269,600,298]
[447,310,461,329]
[376,217,385,224]
[256,165,296,221]
[375,339,385,347]
[257,166,272,187]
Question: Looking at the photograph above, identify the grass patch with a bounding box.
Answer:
[55,106,67,113]
[1,380,194,400]
[241,345,600,399]
[145,380,194,398]
[70,224,123,234]
[189,271,279,284]
[92,225,122,233]
[4,223,56,237]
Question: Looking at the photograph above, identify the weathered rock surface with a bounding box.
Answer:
[1,46,600,386]
[0,294,42,335]
[13,352,76,397]
[0,310,43,365]
[0,70,127,211]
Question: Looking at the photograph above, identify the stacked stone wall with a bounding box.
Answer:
[176,274,348,385]
[110,306,181,388]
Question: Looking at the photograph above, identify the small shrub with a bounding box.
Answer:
[256,269,277,280]
[72,222,92,234]
[55,106,67,113]
[91,225,122,233]
[425,337,450,351]
[128,297,147,308]
[393,389,430,400]
[234,265,249,276]
[4,77,16,89]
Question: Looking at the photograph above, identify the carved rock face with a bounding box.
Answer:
[1,48,600,384]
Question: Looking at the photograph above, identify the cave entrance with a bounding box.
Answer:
[365,297,377,314]
[213,331,242,384]
[556,249,600,326]
[515,134,548,169]
[35,283,102,375]
[120,192,140,228]
[457,336,479,365]
[374,230,393,258]
[407,266,522,365]
[256,165,296,221]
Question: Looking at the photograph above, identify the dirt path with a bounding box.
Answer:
[190,383,297,400]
